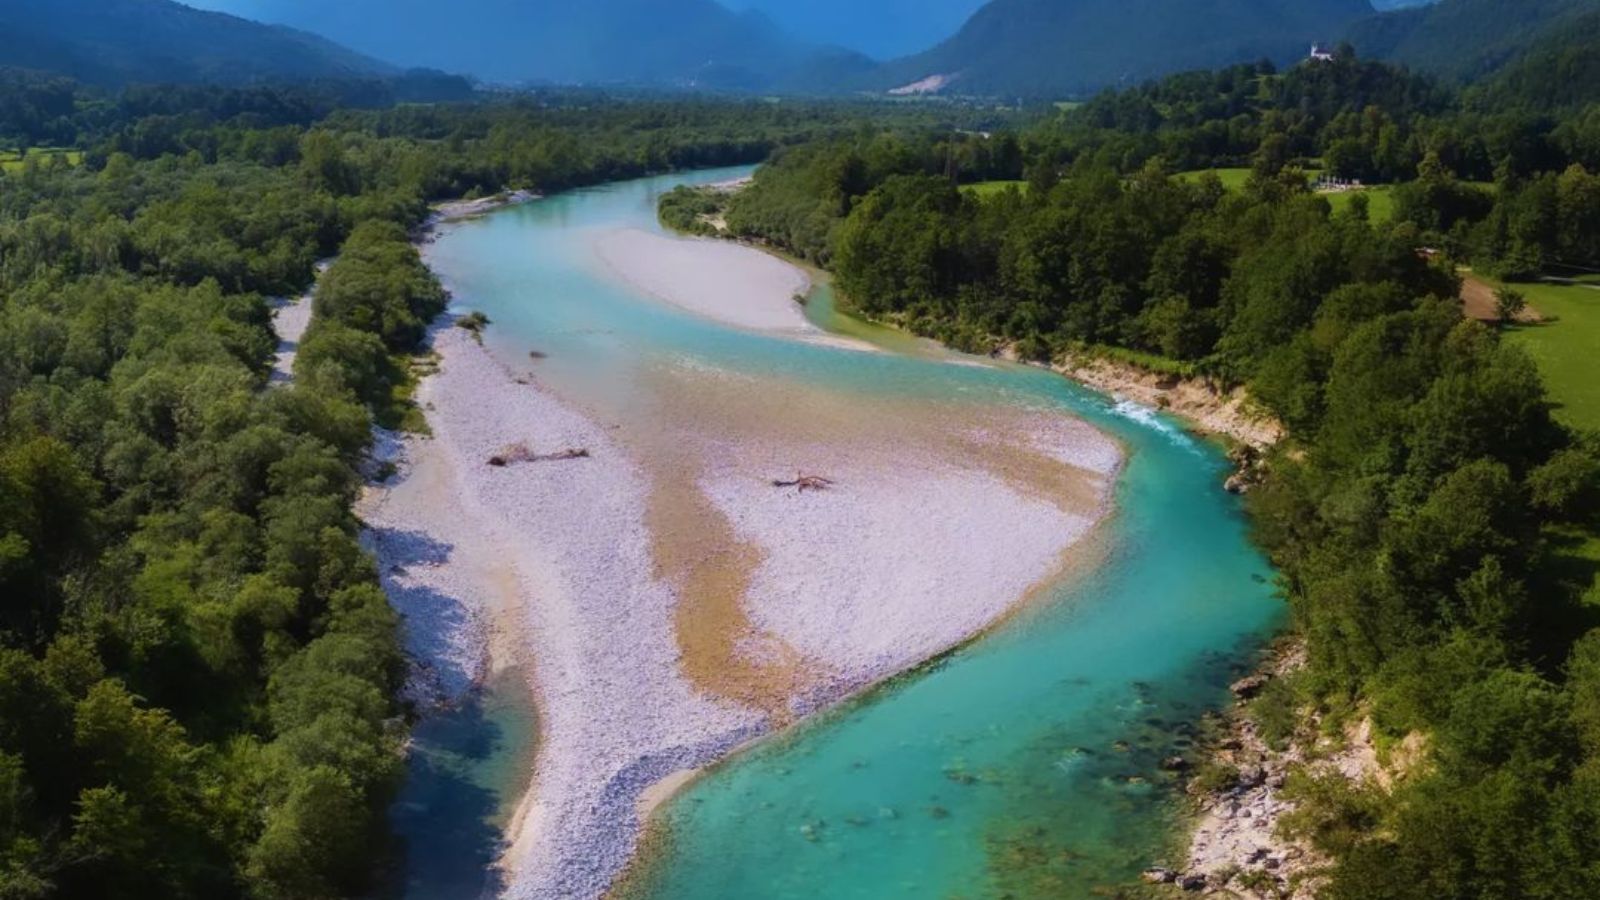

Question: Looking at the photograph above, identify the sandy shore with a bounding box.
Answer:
[594,228,884,354]
[363,214,1124,899]
[371,326,768,899]
[594,228,813,333]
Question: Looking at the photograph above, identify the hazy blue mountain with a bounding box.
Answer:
[864,0,1375,98]
[0,0,388,86]
[1346,0,1600,80]
[186,0,869,89]
[727,0,989,60]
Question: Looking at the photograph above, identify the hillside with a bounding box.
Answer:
[1345,0,1600,81]
[734,0,988,60]
[1472,8,1600,108]
[863,0,1375,98]
[0,0,388,86]
[206,0,870,90]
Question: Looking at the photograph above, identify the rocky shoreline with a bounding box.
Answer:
[1145,643,1322,898]
[1135,639,1403,899]
[1052,354,1283,452]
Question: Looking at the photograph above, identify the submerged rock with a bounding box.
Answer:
[1141,866,1177,884]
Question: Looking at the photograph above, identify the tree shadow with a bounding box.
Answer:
[1529,523,1600,674]
[365,523,533,897]
[385,691,513,900]
[367,525,486,711]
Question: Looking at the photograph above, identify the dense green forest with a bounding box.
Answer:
[681,49,1600,898]
[0,74,1001,897]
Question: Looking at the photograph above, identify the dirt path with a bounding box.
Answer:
[1460,273,1543,323]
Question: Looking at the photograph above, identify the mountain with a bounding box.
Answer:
[863,0,1376,98]
[194,0,869,90]
[1345,0,1600,81]
[1470,7,1600,108]
[728,0,989,60]
[0,0,389,86]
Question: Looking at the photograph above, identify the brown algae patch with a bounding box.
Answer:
[645,461,825,720]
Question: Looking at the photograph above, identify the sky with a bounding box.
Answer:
[185,0,991,60]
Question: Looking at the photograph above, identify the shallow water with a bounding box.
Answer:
[391,167,1284,898]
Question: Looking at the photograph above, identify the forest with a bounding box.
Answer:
[0,75,1001,898]
[680,47,1600,899]
[3,27,1600,898]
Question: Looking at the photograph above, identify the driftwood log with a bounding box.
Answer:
[771,473,835,492]
[488,444,590,467]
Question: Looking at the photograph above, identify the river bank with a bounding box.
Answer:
[655,191,1308,898]
[424,190,540,232]
[370,176,1125,899]
[1052,354,1283,451]
[1148,639,1418,900]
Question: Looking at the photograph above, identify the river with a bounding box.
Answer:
[386,166,1284,899]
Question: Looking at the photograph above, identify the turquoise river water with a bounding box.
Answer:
[388,166,1285,898]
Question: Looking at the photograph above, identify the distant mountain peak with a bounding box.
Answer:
[857,0,1376,98]
[0,0,388,86]
[190,0,869,90]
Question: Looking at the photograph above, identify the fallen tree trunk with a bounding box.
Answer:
[771,474,834,492]
[488,444,590,467]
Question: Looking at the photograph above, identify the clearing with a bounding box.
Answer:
[962,179,1029,199]
[1,147,83,174]
[1499,272,1600,432]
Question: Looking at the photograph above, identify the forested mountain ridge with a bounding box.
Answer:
[0,0,390,86]
[1344,0,1600,82]
[854,0,1374,98]
[192,0,872,91]
[1470,8,1600,110]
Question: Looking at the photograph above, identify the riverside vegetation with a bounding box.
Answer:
[0,74,1008,899]
[2,32,1598,900]
[669,48,1600,898]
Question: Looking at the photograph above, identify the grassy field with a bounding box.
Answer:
[1472,270,1600,577]
[1324,186,1397,223]
[962,179,1029,198]
[0,148,83,174]
[1176,167,1254,191]
[1501,274,1600,433]
[1174,168,1406,222]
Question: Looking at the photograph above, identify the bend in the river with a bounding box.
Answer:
[382,167,1284,899]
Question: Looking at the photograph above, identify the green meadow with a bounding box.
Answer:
[961,179,1028,198]
[0,147,83,173]
[1504,274,1600,432]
